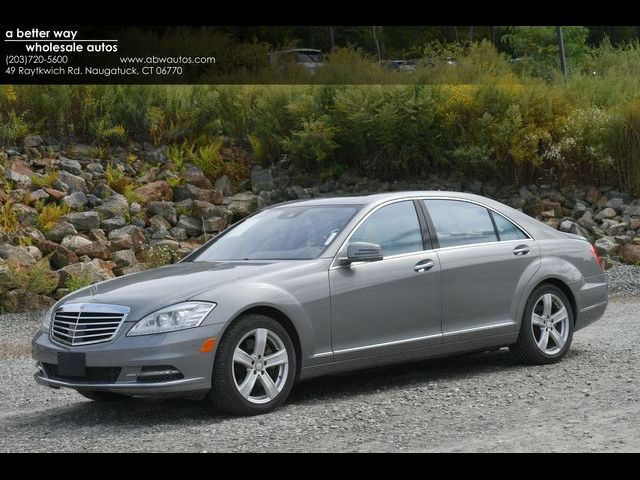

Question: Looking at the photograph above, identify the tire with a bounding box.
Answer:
[511,284,574,365]
[77,390,130,402]
[209,314,297,415]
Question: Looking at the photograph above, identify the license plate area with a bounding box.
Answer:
[57,352,86,377]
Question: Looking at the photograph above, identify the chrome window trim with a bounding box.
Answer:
[330,195,535,269]
[49,303,131,348]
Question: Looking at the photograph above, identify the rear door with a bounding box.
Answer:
[422,199,540,341]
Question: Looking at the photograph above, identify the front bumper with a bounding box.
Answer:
[32,322,224,396]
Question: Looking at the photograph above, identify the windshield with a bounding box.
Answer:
[191,205,362,261]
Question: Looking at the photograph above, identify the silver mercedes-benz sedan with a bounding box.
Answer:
[32,192,608,415]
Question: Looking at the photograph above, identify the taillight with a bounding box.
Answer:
[590,243,603,270]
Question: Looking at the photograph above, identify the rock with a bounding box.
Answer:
[519,186,535,202]
[23,134,43,149]
[191,200,221,220]
[606,222,629,236]
[585,187,601,204]
[0,264,15,294]
[57,170,87,193]
[61,234,93,252]
[100,216,128,233]
[596,208,617,221]
[606,198,625,213]
[149,215,172,231]
[177,216,203,238]
[11,203,37,226]
[111,249,137,268]
[227,191,258,218]
[86,162,104,174]
[43,221,78,243]
[147,201,177,225]
[55,288,71,300]
[572,202,588,218]
[5,159,33,184]
[59,259,115,285]
[203,216,226,233]
[25,246,43,261]
[0,244,36,264]
[133,180,172,204]
[0,289,55,313]
[184,168,212,189]
[88,229,108,242]
[32,157,59,169]
[74,241,111,260]
[623,204,640,217]
[43,187,66,201]
[595,237,619,256]
[559,220,574,232]
[29,189,50,203]
[59,156,82,175]
[618,244,640,264]
[21,227,45,243]
[129,202,142,215]
[37,240,78,269]
[578,211,597,229]
[630,218,640,231]
[173,184,200,202]
[214,175,232,196]
[108,225,146,251]
[64,211,100,231]
[169,227,187,241]
[544,218,560,229]
[96,190,129,219]
[62,191,88,210]
[251,167,274,193]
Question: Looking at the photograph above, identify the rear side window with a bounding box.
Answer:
[351,201,424,256]
[423,200,498,248]
[491,212,528,241]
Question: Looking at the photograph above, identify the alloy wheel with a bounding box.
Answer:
[531,293,570,355]
[232,328,289,404]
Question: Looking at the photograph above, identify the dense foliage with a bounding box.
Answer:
[3,40,640,193]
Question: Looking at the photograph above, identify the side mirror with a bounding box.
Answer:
[339,242,383,265]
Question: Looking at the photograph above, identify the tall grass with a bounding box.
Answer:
[3,42,640,193]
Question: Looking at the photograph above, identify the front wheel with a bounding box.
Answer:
[209,314,296,415]
[511,284,574,364]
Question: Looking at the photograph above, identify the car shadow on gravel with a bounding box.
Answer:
[13,347,586,427]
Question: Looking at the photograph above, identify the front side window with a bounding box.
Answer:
[491,212,528,241]
[191,205,361,261]
[350,201,424,256]
[424,199,498,248]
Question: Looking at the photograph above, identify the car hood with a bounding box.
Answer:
[59,260,305,320]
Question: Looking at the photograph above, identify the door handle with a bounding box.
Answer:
[513,245,530,256]
[414,259,435,272]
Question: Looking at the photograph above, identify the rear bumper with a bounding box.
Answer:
[574,273,608,331]
[32,322,224,396]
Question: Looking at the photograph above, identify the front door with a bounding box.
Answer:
[329,200,442,361]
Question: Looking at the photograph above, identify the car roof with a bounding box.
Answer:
[269,191,492,207]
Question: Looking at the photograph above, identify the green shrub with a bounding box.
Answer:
[9,258,58,296]
[65,271,94,292]
[36,202,70,232]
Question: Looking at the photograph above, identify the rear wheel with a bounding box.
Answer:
[209,314,296,415]
[511,284,574,364]
[77,390,130,402]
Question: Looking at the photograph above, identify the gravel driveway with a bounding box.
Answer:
[1,280,639,452]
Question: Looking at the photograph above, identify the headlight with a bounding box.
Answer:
[127,302,216,336]
[40,305,55,333]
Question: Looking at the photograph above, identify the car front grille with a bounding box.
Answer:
[50,303,130,346]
